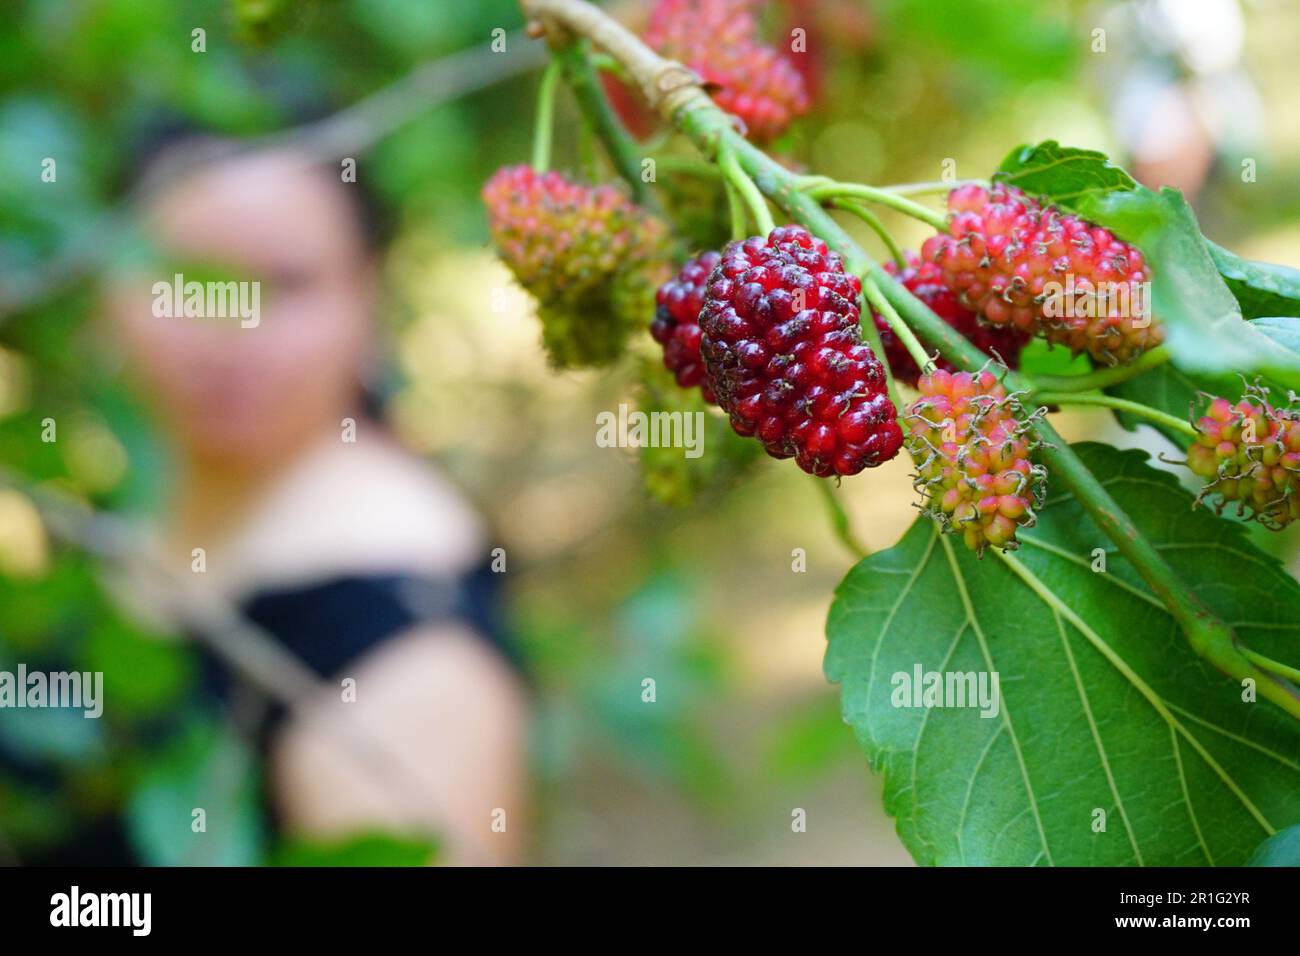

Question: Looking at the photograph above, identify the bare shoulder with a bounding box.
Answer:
[222,430,490,595]
[267,621,529,865]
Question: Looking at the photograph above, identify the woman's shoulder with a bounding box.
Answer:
[219,429,489,598]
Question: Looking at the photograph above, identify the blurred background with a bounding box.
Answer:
[1,0,1299,866]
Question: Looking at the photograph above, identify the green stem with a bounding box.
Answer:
[832,198,906,269]
[882,179,988,197]
[552,41,652,206]
[719,146,774,236]
[589,50,627,80]
[1034,391,1197,440]
[793,174,836,191]
[523,0,1287,719]
[1030,347,1172,393]
[816,480,867,560]
[531,59,563,172]
[652,154,723,179]
[862,276,930,372]
[806,182,948,231]
[1240,647,1300,687]
[723,177,746,241]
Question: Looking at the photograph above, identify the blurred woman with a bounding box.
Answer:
[97,138,529,865]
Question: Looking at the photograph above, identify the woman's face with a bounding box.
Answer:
[106,150,375,471]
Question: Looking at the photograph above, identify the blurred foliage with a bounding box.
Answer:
[269,830,437,866]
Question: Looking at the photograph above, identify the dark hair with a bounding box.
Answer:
[122,111,393,256]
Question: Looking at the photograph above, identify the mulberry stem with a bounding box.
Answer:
[816,479,867,559]
[831,199,906,269]
[719,146,774,236]
[882,179,989,197]
[804,182,948,231]
[552,40,652,206]
[863,277,931,373]
[531,59,563,172]
[1239,647,1300,688]
[1032,391,1197,440]
[723,177,746,241]
[1031,347,1173,393]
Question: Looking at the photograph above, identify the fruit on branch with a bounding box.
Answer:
[871,253,1031,388]
[921,183,1163,366]
[1187,386,1300,529]
[904,368,1046,555]
[483,164,670,368]
[652,250,721,402]
[698,225,902,477]
[642,0,809,143]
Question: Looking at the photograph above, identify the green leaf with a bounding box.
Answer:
[996,143,1300,387]
[996,140,1137,203]
[825,442,1300,866]
[1251,317,1300,362]
[1246,825,1300,866]
[1207,242,1300,320]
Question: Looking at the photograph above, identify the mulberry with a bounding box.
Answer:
[698,225,902,476]
[644,0,809,143]
[483,164,668,367]
[904,368,1046,554]
[921,183,1162,366]
[872,253,1031,388]
[651,251,721,403]
[1187,387,1300,529]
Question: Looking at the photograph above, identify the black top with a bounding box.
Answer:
[14,562,516,866]
[204,563,520,746]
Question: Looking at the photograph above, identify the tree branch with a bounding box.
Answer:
[520,0,1286,717]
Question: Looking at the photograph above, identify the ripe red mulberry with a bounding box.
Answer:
[871,253,1031,388]
[652,251,721,403]
[644,0,809,143]
[698,225,903,476]
[483,164,668,367]
[921,183,1162,366]
[904,368,1045,555]
[1187,387,1300,529]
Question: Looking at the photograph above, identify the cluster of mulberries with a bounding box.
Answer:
[644,0,809,143]
[870,253,1031,388]
[1187,388,1300,529]
[904,369,1045,555]
[697,225,903,477]
[921,183,1162,366]
[651,251,721,403]
[483,164,669,367]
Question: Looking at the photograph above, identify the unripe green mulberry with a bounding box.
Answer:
[904,368,1046,555]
